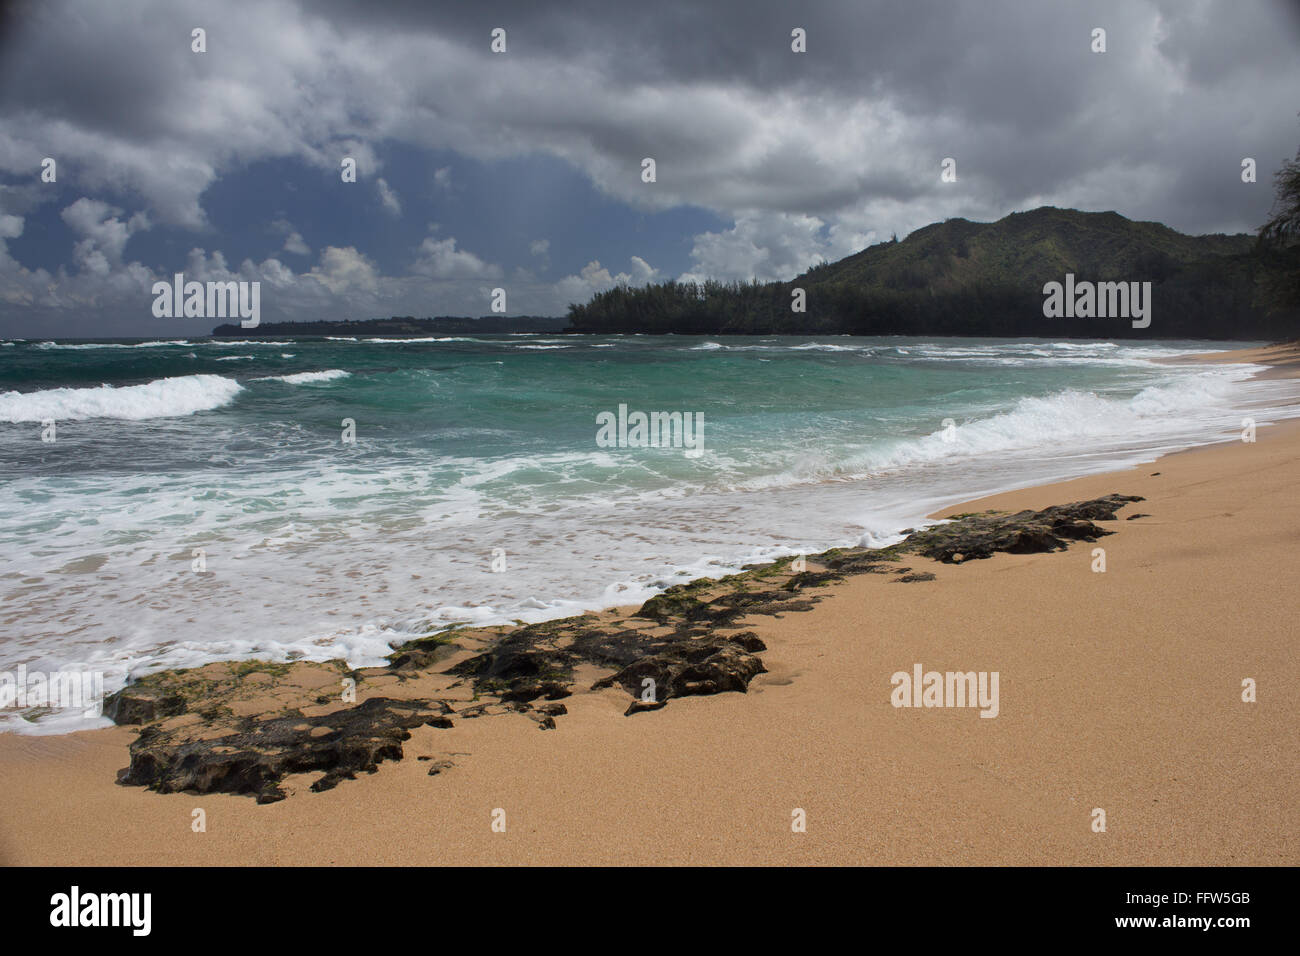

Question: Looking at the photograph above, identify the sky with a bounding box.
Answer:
[0,0,1298,337]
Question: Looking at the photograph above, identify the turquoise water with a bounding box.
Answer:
[2,334,1297,732]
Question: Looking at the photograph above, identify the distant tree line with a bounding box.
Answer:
[564,253,1299,340]
[213,315,565,336]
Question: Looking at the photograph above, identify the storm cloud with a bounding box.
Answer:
[0,0,1297,334]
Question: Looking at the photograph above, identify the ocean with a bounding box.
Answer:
[3,334,1298,733]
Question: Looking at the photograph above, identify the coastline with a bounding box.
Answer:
[2,344,1297,866]
[6,336,1291,691]
[1154,339,1300,379]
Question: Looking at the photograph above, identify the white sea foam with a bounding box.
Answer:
[355,336,477,343]
[255,369,351,384]
[863,370,1256,470]
[0,374,243,422]
[722,366,1272,491]
[789,342,870,351]
[34,340,191,350]
[199,340,293,347]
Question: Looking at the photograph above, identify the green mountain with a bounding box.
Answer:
[564,207,1300,339]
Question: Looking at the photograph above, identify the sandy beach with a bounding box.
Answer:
[2,343,1297,867]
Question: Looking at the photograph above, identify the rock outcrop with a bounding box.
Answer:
[117,697,451,804]
[106,494,1143,799]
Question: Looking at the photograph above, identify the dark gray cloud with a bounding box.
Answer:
[0,0,1297,333]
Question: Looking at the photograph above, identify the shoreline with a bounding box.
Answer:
[7,339,1294,711]
[1,342,1297,865]
[1153,339,1300,378]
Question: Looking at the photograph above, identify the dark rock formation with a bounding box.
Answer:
[697,589,815,624]
[822,554,904,574]
[634,583,813,625]
[116,697,447,803]
[782,570,840,591]
[894,571,936,583]
[634,588,712,623]
[103,687,188,725]
[593,633,767,704]
[447,627,575,697]
[624,699,668,716]
[386,632,463,670]
[902,495,1142,563]
[422,497,1141,719]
